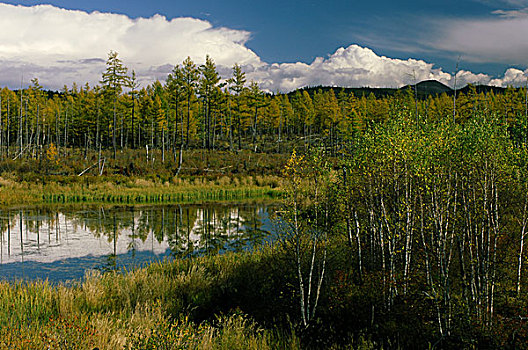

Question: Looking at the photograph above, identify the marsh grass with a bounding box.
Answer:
[0,234,436,349]
[0,174,284,206]
[126,313,300,350]
[0,246,302,349]
[41,186,282,205]
[0,147,287,206]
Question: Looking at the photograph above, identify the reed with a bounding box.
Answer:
[0,174,284,206]
[41,187,283,205]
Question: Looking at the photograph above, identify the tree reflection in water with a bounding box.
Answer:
[0,203,276,278]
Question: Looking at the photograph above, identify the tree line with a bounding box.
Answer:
[0,51,527,165]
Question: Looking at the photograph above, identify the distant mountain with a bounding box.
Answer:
[289,80,510,100]
[401,80,452,97]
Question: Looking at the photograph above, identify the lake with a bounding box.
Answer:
[0,203,278,283]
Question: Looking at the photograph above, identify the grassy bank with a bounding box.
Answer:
[0,239,393,350]
[0,173,284,207]
[0,148,288,206]
[0,247,303,350]
[7,114,528,348]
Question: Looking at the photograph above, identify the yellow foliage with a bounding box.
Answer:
[46,143,59,165]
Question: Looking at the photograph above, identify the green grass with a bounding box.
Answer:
[0,233,504,349]
[0,174,285,207]
[41,187,283,205]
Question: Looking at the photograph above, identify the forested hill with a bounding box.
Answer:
[295,79,507,99]
[16,79,509,102]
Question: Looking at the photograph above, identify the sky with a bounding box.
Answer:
[0,0,527,91]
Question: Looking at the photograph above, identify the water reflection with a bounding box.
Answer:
[0,203,276,282]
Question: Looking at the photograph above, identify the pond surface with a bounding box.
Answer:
[0,203,278,283]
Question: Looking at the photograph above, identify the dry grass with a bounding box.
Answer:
[0,248,300,349]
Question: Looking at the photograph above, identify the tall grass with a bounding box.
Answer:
[41,187,283,204]
[126,314,300,350]
[0,247,301,349]
[0,174,284,206]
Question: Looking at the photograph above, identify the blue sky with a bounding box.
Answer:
[0,0,527,90]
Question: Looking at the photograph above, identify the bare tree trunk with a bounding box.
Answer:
[517,188,528,296]
[132,93,136,149]
[0,93,3,159]
[162,126,165,163]
[63,105,68,156]
[120,111,124,150]
[96,99,101,171]
[98,134,102,175]
[113,96,117,160]
[354,210,362,280]
[173,104,178,162]
[176,144,183,175]
[19,89,23,156]
[525,76,528,144]
[403,161,414,294]
[150,115,154,164]
[186,94,191,148]
[6,95,10,158]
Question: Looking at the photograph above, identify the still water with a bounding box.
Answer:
[0,203,277,282]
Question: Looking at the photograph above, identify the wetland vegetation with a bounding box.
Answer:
[2,53,528,348]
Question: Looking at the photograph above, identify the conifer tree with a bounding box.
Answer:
[248,81,266,150]
[181,57,199,148]
[128,70,140,149]
[199,55,220,150]
[101,50,129,160]
[166,65,184,156]
[229,63,246,149]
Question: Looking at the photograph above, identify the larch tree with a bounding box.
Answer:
[101,50,129,160]
[248,81,266,151]
[128,70,140,149]
[181,56,199,148]
[228,63,246,150]
[166,64,184,158]
[199,55,221,150]
[266,96,281,147]
[279,94,294,144]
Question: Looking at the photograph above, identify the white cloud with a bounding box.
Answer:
[473,0,528,8]
[491,7,528,18]
[0,3,263,89]
[489,68,528,86]
[248,45,454,92]
[0,3,525,93]
[248,45,527,92]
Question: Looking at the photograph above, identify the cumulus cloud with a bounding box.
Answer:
[247,45,528,92]
[475,0,528,7]
[491,7,528,18]
[248,45,452,91]
[489,68,528,86]
[0,3,263,88]
[0,3,525,93]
